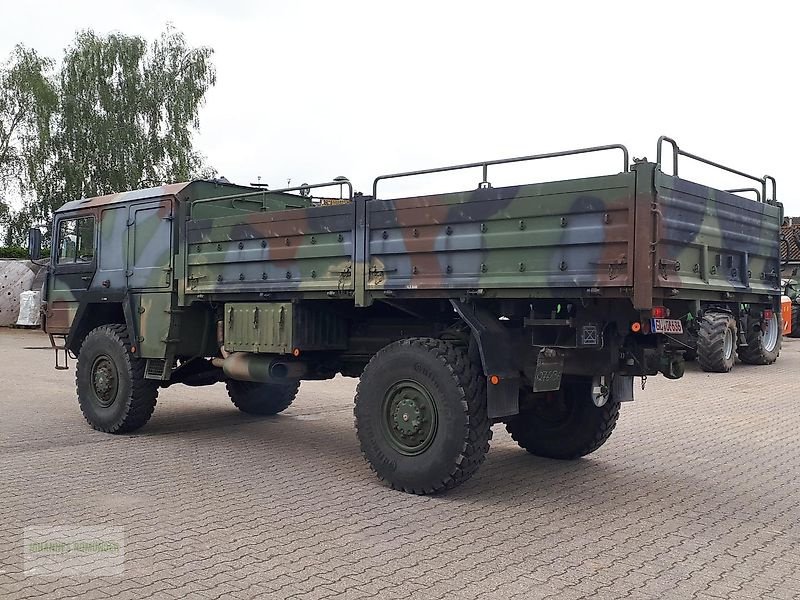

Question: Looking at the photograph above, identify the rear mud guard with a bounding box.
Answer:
[451,300,519,419]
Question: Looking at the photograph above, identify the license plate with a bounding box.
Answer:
[651,318,683,334]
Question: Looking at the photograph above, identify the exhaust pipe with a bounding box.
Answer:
[215,352,307,383]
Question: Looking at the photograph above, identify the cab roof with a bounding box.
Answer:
[55,180,259,213]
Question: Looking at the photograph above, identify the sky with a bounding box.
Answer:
[2,0,798,210]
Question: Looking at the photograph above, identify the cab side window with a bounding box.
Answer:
[57,217,95,264]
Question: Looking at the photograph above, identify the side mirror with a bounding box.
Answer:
[28,227,42,260]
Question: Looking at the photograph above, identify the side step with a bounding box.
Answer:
[48,333,70,370]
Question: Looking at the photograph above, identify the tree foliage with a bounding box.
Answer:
[0,45,57,244]
[0,26,215,245]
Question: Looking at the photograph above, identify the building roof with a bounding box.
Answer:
[781,219,800,263]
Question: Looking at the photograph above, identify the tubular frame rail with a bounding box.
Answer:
[189,179,353,216]
[372,144,630,199]
[725,187,762,202]
[656,136,776,204]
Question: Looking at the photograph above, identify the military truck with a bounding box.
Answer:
[34,136,782,494]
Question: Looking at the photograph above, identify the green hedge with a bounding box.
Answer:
[0,247,50,259]
[0,246,28,259]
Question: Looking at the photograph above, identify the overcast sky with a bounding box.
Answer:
[2,1,798,210]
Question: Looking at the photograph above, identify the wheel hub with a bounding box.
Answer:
[382,380,438,456]
[393,398,423,436]
[91,356,119,407]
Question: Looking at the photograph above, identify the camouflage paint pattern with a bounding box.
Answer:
[365,173,635,294]
[44,155,782,363]
[653,168,781,296]
[186,200,354,296]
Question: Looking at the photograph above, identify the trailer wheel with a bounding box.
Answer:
[790,304,800,338]
[738,311,781,365]
[354,338,491,494]
[697,312,737,373]
[226,380,300,415]
[505,377,619,459]
[75,324,158,433]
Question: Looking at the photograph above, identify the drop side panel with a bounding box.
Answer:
[185,204,355,295]
[653,173,782,295]
[366,173,637,293]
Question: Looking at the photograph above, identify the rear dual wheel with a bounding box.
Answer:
[505,377,620,459]
[738,310,781,365]
[226,380,299,415]
[697,312,737,373]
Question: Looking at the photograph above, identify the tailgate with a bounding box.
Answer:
[653,172,781,295]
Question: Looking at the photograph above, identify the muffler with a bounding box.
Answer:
[214,352,307,383]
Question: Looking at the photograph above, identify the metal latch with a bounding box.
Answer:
[658,258,680,280]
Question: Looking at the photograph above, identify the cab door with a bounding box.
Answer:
[127,199,173,289]
[47,214,97,333]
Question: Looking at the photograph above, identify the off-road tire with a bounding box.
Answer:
[76,324,158,433]
[789,304,800,338]
[226,380,300,415]
[354,338,491,494]
[505,377,619,459]
[738,311,782,365]
[697,312,737,373]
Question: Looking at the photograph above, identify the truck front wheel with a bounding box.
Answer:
[505,377,619,459]
[697,312,737,373]
[354,338,491,494]
[226,380,300,415]
[75,324,158,433]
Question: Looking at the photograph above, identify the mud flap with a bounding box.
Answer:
[612,374,634,402]
[451,300,519,419]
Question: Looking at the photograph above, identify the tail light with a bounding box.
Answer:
[651,306,668,319]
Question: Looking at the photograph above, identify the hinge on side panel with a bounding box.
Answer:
[658,259,680,280]
[592,258,627,281]
[336,265,353,295]
[187,274,206,289]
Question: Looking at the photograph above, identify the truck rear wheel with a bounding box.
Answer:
[226,380,299,415]
[697,312,737,373]
[738,311,781,365]
[354,338,491,494]
[75,324,158,433]
[505,377,619,459]
[789,304,800,338]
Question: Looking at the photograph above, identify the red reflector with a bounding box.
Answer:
[764,309,774,320]
[651,306,668,319]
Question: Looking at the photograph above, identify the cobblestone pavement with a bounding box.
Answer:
[1,328,798,600]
